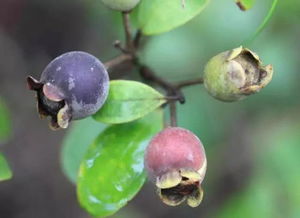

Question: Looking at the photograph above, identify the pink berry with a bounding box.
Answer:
[144,127,207,207]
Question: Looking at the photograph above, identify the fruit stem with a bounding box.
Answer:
[122,11,134,51]
[176,78,204,89]
[169,101,177,127]
[104,54,133,70]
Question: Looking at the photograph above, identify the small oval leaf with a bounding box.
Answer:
[77,111,163,217]
[0,98,11,143]
[0,153,12,181]
[93,80,166,124]
[131,0,210,35]
[61,117,106,183]
[235,0,255,11]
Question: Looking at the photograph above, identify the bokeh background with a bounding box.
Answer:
[1,0,300,217]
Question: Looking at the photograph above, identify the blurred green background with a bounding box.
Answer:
[0,0,300,217]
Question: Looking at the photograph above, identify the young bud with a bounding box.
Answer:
[203,46,273,102]
[144,127,207,207]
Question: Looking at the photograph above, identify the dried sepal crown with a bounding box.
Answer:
[203,46,273,102]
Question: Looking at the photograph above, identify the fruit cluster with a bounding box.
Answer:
[26,0,273,211]
[26,47,272,207]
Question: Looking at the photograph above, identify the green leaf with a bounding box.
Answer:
[0,153,12,181]
[77,111,163,217]
[0,98,11,143]
[131,0,210,35]
[61,117,106,183]
[93,80,166,124]
[235,0,255,11]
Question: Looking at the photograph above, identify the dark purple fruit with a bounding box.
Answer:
[27,51,109,130]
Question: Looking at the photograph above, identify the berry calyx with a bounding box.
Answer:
[144,127,207,207]
[203,46,273,102]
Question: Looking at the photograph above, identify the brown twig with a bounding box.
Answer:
[104,54,133,70]
[139,65,185,104]
[122,12,134,51]
[104,10,206,127]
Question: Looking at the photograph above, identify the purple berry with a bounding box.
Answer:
[27,51,109,130]
[145,127,207,207]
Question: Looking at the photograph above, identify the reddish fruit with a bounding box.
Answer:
[144,127,207,207]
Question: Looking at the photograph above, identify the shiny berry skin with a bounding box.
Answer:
[102,0,140,11]
[144,127,207,207]
[27,51,109,130]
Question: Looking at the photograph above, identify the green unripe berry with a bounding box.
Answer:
[101,0,140,11]
[203,46,273,102]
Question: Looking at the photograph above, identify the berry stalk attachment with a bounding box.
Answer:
[27,51,109,130]
[144,127,207,207]
[203,46,273,102]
